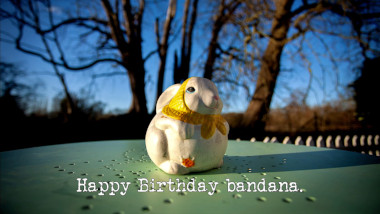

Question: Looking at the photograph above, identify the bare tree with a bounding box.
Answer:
[237,0,380,131]
[1,0,181,116]
[1,0,193,115]
[203,0,241,80]
[99,0,147,114]
[240,0,294,130]
[0,0,78,119]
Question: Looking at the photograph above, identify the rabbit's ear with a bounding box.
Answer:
[156,84,181,113]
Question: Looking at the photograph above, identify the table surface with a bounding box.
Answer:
[1,140,380,214]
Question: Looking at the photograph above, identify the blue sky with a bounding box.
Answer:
[0,0,362,114]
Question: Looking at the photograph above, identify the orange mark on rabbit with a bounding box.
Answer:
[182,158,195,168]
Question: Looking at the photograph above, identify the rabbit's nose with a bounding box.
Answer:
[213,95,219,100]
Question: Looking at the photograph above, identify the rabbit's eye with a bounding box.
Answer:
[186,87,196,94]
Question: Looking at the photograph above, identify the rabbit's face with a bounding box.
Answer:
[184,77,223,115]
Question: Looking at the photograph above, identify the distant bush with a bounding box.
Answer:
[223,98,361,134]
[51,90,106,123]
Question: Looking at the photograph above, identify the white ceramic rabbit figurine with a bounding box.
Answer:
[145,77,229,174]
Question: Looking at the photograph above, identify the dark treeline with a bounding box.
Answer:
[0,97,376,152]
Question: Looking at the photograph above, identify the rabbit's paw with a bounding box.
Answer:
[160,160,190,175]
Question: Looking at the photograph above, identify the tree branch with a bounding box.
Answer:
[40,17,108,34]
[186,0,198,53]
[15,16,122,71]
[91,71,126,79]
[137,0,145,27]
[101,0,128,50]
[121,0,133,39]
[156,0,177,101]
[290,2,318,17]
[204,0,242,80]
[76,22,111,36]
[143,48,158,62]
[160,0,176,54]
[154,18,160,51]
[213,77,250,99]
[0,6,109,35]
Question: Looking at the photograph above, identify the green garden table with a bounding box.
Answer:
[1,140,379,214]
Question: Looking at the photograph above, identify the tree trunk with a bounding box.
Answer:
[173,0,198,84]
[156,0,176,102]
[241,0,294,130]
[102,0,148,115]
[57,72,76,118]
[203,34,220,80]
[156,53,167,104]
[203,4,225,80]
[123,52,148,115]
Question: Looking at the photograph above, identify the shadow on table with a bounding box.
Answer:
[205,150,380,175]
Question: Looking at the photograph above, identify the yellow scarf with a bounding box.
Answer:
[162,78,227,139]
